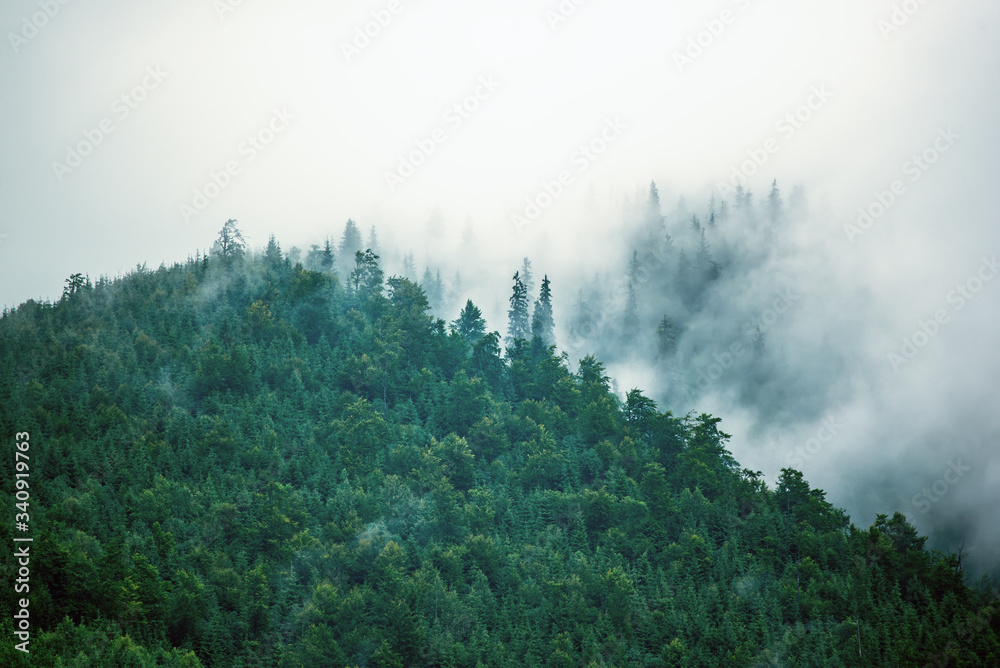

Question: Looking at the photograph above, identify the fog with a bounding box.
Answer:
[2,0,998,580]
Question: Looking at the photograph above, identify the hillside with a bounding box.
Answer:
[1,222,997,667]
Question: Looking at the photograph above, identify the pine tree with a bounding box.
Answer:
[690,214,702,235]
[506,271,530,346]
[655,316,676,359]
[321,238,335,271]
[422,267,443,312]
[647,181,663,227]
[264,234,282,269]
[338,219,364,275]
[367,225,381,257]
[434,269,445,312]
[212,219,246,263]
[696,229,714,280]
[768,179,783,224]
[402,251,417,281]
[520,258,534,301]
[350,249,384,295]
[531,274,555,346]
[452,300,487,344]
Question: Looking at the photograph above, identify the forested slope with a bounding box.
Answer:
[1,225,996,667]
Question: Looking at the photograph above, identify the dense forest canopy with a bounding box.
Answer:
[1,215,997,666]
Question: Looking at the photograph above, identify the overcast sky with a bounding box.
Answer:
[2,0,998,577]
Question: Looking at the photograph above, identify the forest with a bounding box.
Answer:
[1,213,997,667]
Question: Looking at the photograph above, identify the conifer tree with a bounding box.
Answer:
[520,257,534,301]
[531,274,555,346]
[367,225,382,257]
[506,271,530,346]
[768,179,783,224]
[338,219,363,275]
[321,238,335,271]
[647,181,663,227]
[212,218,246,263]
[422,267,444,312]
[452,300,487,344]
[402,251,417,281]
[264,234,283,269]
[655,315,676,359]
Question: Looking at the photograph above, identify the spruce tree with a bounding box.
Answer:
[212,218,246,263]
[506,271,530,346]
[655,315,676,359]
[520,257,534,301]
[367,224,381,257]
[531,274,555,346]
[647,181,663,227]
[452,300,487,344]
[402,251,417,281]
[768,179,783,224]
[338,219,364,275]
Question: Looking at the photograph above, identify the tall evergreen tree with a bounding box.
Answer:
[768,179,783,224]
[367,225,382,257]
[422,267,444,312]
[520,258,534,301]
[350,249,384,295]
[402,251,417,281]
[212,218,246,263]
[531,274,555,346]
[452,300,487,344]
[338,219,364,275]
[506,271,530,346]
[655,316,676,359]
[264,234,282,269]
[647,181,663,228]
[321,238,335,271]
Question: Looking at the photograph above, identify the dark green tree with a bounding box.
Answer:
[506,271,530,346]
[531,274,555,346]
[452,299,487,344]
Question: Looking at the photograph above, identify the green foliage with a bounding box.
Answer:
[0,240,995,667]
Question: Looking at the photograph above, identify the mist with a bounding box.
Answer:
[2,0,998,582]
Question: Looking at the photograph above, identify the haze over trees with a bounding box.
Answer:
[0,216,996,667]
